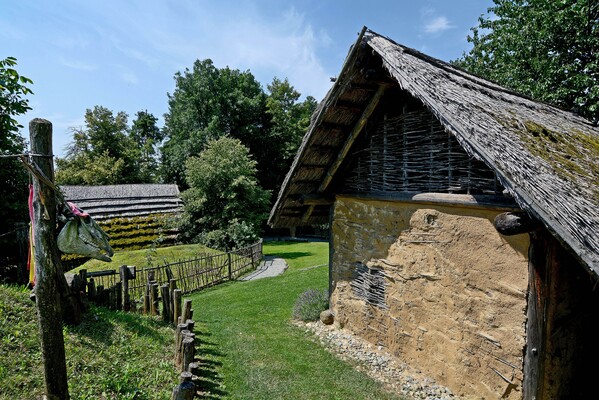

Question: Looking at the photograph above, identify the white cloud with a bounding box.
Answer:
[59,58,97,71]
[424,16,453,34]
[120,71,139,85]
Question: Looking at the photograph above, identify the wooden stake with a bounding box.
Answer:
[30,118,70,400]
[173,289,182,326]
[171,372,195,400]
[119,265,130,311]
[182,299,192,322]
[161,284,171,322]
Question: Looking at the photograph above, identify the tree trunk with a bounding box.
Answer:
[30,118,70,400]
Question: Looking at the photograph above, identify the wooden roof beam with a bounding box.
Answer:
[318,83,389,193]
[299,84,388,224]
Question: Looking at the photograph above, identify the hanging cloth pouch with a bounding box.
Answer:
[57,202,114,262]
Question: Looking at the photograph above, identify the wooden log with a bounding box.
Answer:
[494,211,538,236]
[161,284,171,322]
[115,282,122,311]
[152,283,159,315]
[182,299,192,323]
[171,372,195,400]
[78,269,88,292]
[88,278,96,300]
[144,294,150,314]
[187,362,200,376]
[119,265,130,311]
[173,289,182,326]
[29,118,70,400]
[169,279,177,323]
[185,319,195,333]
[174,327,190,368]
[181,336,195,373]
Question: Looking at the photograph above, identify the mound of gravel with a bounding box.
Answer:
[296,320,459,400]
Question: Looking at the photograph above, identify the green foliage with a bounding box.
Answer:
[181,137,270,249]
[131,110,164,183]
[456,0,599,123]
[160,60,317,194]
[55,106,159,185]
[0,56,33,135]
[0,284,177,399]
[160,59,266,187]
[261,77,317,192]
[0,57,32,275]
[292,288,330,322]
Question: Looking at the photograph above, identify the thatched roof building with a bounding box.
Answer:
[61,184,183,220]
[269,28,598,275]
[269,27,599,399]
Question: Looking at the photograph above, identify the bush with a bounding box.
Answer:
[292,288,329,322]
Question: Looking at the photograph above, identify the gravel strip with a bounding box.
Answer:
[295,320,459,400]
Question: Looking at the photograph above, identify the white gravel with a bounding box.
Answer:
[295,319,460,400]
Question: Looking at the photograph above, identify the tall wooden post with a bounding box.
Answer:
[30,118,70,400]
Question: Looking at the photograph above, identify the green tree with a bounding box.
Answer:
[456,0,599,123]
[262,77,317,192]
[55,106,140,184]
[0,57,32,277]
[161,59,266,187]
[181,136,270,249]
[130,110,163,182]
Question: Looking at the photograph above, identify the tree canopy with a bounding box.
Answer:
[160,59,266,187]
[181,136,270,249]
[0,57,32,276]
[55,106,161,185]
[160,60,316,193]
[456,0,599,123]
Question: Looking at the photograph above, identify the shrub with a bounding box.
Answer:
[292,288,329,322]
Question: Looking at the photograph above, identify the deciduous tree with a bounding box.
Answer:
[181,136,270,249]
[456,0,599,123]
[0,57,32,277]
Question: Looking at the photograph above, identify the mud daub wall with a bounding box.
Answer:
[330,196,529,399]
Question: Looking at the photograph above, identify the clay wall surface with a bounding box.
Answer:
[330,196,529,399]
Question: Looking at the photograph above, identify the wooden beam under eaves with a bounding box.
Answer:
[319,83,388,193]
[300,83,388,224]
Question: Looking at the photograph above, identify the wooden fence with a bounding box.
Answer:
[81,240,263,311]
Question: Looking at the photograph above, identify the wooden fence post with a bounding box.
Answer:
[227,252,232,280]
[119,265,130,311]
[173,289,182,325]
[169,279,177,322]
[182,299,192,323]
[171,371,195,400]
[29,118,70,400]
[161,284,171,322]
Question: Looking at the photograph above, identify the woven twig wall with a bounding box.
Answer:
[342,110,502,195]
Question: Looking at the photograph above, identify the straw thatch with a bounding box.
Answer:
[269,27,599,274]
[61,184,183,220]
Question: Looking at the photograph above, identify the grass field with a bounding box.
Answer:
[73,242,218,273]
[1,240,401,400]
[191,240,401,399]
[0,285,177,400]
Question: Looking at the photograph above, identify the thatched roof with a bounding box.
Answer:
[61,184,183,220]
[269,27,599,273]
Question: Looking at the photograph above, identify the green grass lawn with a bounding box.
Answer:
[1,240,401,400]
[73,242,217,273]
[0,284,177,400]
[191,240,402,399]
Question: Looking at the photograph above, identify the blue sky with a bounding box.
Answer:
[2,0,494,157]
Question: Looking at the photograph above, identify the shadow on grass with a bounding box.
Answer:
[264,251,312,260]
[69,305,172,346]
[195,334,227,399]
